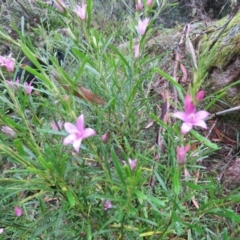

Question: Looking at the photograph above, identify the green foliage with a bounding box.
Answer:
[0,0,239,239]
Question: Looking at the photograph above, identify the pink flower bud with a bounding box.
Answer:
[65,95,69,100]
[176,145,190,164]
[136,0,143,11]
[134,44,140,58]
[14,206,22,217]
[196,90,205,102]
[101,133,109,143]
[147,0,153,6]
[1,126,16,136]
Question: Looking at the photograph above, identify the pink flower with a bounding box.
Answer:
[173,95,209,135]
[54,0,66,12]
[103,200,112,210]
[196,90,204,102]
[74,1,87,20]
[134,44,140,58]
[136,18,150,36]
[122,159,137,170]
[63,114,96,152]
[24,81,33,95]
[176,145,190,164]
[0,55,15,72]
[136,0,143,11]
[14,206,22,217]
[65,95,69,100]
[147,0,153,6]
[6,78,20,90]
[51,120,63,131]
[1,126,16,136]
[101,133,109,143]
[0,228,4,234]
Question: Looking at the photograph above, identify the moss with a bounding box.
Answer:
[200,11,240,69]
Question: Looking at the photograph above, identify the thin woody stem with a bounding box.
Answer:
[208,106,240,119]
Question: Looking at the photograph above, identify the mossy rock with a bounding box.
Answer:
[197,11,240,108]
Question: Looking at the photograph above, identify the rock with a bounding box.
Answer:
[222,158,240,191]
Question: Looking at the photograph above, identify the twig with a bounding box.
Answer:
[205,118,218,140]
[15,0,31,18]
[172,24,191,110]
[208,105,240,119]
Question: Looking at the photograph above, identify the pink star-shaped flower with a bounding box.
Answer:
[63,114,96,152]
[6,78,20,89]
[51,120,63,131]
[74,1,87,20]
[0,55,15,72]
[173,95,209,135]
[136,18,150,36]
[103,200,112,210]
[24,81,34,95]
[122,159,137,170]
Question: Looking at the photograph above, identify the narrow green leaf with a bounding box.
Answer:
[13,139,25,156]
[109,45,131,69]
[66,189,75,207]
[19,42,43,71]
[154,67,184,92]
[191,130,219,150]
[111,148,126,186]
[147,196,166,207]
[173,168,180,196]
[154,171,168,191]
[134,189,147,200]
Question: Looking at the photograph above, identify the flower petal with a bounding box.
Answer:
[64,123,78,134]
[184,95,195,114]
[172,111,188,121]
[63,134,76,145]
[82,128,96,139]
[194,111,209,121]
[73,138,82,152]
[76,114,84,132]
[193,120,208,129]
[181,122,192,135]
